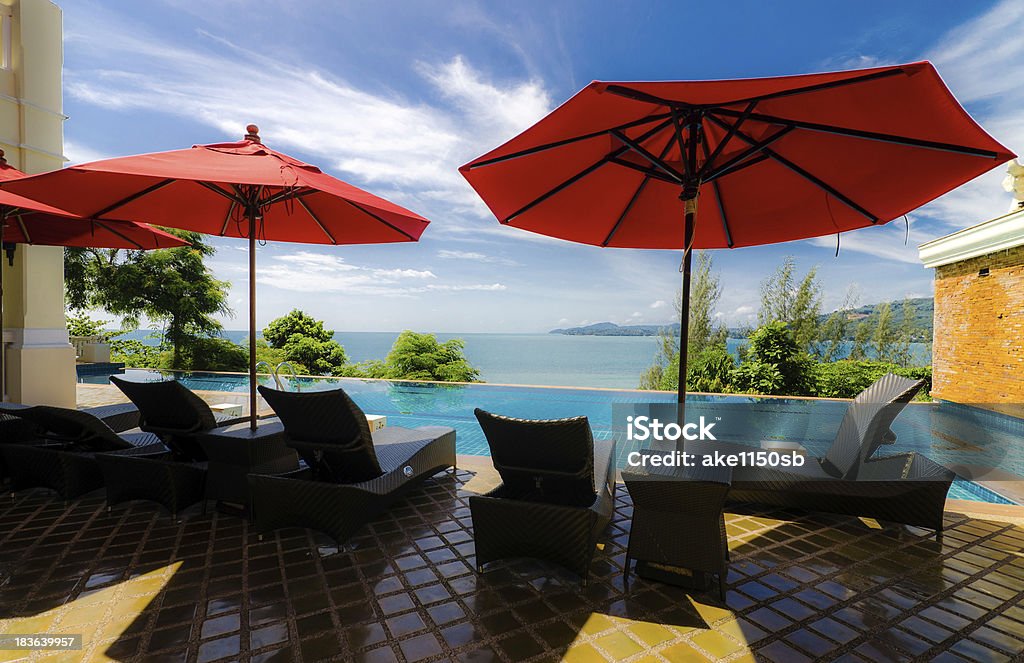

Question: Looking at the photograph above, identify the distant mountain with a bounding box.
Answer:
[550,297,934,340]
[820,297,933,341]
[549,322,680,336]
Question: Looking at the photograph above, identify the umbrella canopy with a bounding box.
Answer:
[0,155,185,249]
[460,61,1014,405]
[3,126,431,428]
[0,152,188,402]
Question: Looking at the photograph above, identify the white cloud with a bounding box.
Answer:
[649,300,667,309]
[63,13,553,234]
[807,228,921,265]
[436,249,518,265]
[62,140,111,165]
[916,0,1024,230]
[251,250,503,296]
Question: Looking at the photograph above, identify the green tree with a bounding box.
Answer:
[640,251,727,391]
[872,302,900,363]
[65,230,232,370]
[891,298,917,367]
[381,331,479,382]
[730,321,816,396]
[759,256,821,353]
[817,285,860,362]
[688,251,728,357]
[849,314,873,360]
[263,309,348,375]
[66,313,111,340]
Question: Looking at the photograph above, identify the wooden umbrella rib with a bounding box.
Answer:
[93,220,145,249]
[701,126,794,182]
[467,112,673,170]
[705,113,879,223]
[610,130,683,182]
[296,196,337,245]
[607,158,680,184]
[718,67,906,107]
[343,199,417,241]
[602,130,681,247]
[698,100,758,178]
[503,117,675,224]
[16,214,29,243]
[92,178,177,218]
[220,200,237,236]
[198,181,249,206]
[712,107,1003,158]
[700,134,734,248]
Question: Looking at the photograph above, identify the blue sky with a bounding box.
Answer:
[60,0,1022,333]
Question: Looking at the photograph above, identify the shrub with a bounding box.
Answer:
[731,321,816,395]
[687,345,734,393]
[813,360,932,399]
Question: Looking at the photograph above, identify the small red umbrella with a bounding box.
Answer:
[3,126,430,428]
[0,151,188,402]
[460,61,1014,406]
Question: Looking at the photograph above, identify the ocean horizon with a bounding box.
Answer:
[112,329,932,390]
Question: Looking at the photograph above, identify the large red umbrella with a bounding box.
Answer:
[460,61,1014,406]
[3,126,430,428]
[0,151,187,402]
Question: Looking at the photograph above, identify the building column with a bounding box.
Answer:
[0,0,75,406]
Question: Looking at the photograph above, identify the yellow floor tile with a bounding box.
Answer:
[595,631,644,659]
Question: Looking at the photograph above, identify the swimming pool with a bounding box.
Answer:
[91,369,1020,505]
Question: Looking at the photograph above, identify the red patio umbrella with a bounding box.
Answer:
[460,61,1014,406]
[0,151,188,402]
[3,126,430,428]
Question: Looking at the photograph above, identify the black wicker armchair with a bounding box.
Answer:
[110,376,248,461]
[0,404,166,501]
[470,408,616,586]
[247,386,456,545]
[687,373,954,535]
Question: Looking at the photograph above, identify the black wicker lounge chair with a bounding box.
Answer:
[470,408,616,586]
[686,373,954,535]
[0,404,166,501]
[247,386,456,545]
[110,376,248,461]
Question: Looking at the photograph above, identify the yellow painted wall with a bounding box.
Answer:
[1,0,75,406]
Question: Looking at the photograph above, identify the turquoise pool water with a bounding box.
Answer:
[89,370,1019,505]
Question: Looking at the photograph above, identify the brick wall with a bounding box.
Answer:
[932,245,1024,415]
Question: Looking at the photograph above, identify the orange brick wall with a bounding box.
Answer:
[932,245,1024,415]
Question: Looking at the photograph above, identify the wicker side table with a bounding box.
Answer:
[622,459,732,600]
[198,418,302,512]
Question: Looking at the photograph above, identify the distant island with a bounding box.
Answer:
[549,322,680,336]
[550,297,934,340]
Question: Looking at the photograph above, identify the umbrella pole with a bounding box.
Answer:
[676,196,696,427]
[248,212,258,431]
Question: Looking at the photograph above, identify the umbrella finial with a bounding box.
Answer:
[245,124,261,143]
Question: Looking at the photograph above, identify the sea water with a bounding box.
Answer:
[113,330,930,390]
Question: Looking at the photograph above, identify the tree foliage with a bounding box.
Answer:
[730,321,816,395]
[262,309,348,375]
[378,331,480,382]
[64,230,232,369]
[817,285,860,362]
[758,256,822,353]
[640,251,727,391]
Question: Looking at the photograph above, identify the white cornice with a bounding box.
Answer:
[919,208,1024,269]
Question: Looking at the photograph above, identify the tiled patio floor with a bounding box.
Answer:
[2,467,1024,662]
